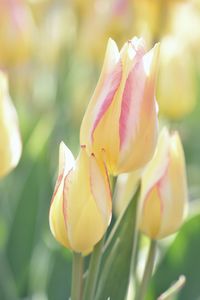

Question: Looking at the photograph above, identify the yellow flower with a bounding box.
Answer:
[80,37,159,175]
[139,128,188,240]
[0,0,34,67]
[49,142,112,255]
[0,72,22,178]
[157,36,196,119]
[77,0,135,64]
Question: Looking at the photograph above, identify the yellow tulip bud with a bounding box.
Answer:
[139,128,188,240]
[0,72,22,178]
[0,0,34,67]
[157,36,196,119]
[80,37,159,175]
[49,142,112,255]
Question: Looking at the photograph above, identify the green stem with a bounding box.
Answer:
[135,240,157,300]
[83,237,104,300]
[133,232,141,289]
[125,184,141,300]
[126,224,139,300]
[71,252,84,300]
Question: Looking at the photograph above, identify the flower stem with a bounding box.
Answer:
[135,239,157,300]
[83,237,104,300]
[71,252,84,300]
[126,184,141,300]
[126,221,139,300]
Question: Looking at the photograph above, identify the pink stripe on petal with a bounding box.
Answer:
[63,170,73,225]
[91,61,122,141]
[119,61,145,148]
[50,171,65,206]
[119,46,147,149]
[89,154,112,225]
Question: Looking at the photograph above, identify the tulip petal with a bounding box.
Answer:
[141,128,170,201]
[91,61,122,142]
[118,44,159,172]
[157,133,188,238]
[80,38,121,147]
[140,128,188,240]
[49,170,71,248]
[58,141,75,176]
[89,154,112,226]
[49,142,75,248]
[64,147,111,254]
[140,185,162,239]
[0,72,22,178]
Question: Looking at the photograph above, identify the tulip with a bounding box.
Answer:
[170,1,200,58]
[77,0,134,64]
[0,0,34,67]
[139,128,188,239]
[157,36,196,119]
[132,0,161,45]
[49,142,112,254]
[36,2,75,66]
[0,72,22,178]
[80,37,159,175]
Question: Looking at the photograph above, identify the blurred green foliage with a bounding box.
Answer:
[149,213,200,300]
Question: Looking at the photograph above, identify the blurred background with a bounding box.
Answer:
[0,0,200,299]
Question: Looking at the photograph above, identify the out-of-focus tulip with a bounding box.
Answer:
[132,0,161,45]
[36,2,75,66]
[132,0,188,47]
[80,37,159,175]
[139,128,188,240]
[49,142,112,254]
[78,0,134,64]
[0,0,34,67]
[170,1,200,58]
[0,72,22,178]
[157,36,196,119]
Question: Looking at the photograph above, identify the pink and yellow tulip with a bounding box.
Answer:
[139,128,188,239]
[80,37,159,175]
[49,142,112,254]
[0,72,22,178]
[0,0,34,67]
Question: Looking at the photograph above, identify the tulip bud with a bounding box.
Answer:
[49,142,112,254]
[0,72,22,178]
[157,36,196,119]
[139,128,188,240]
[80,37,159,175]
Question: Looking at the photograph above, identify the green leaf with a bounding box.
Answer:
[149,214,200,300]
[5,116,55,298]
[95,184,141,300]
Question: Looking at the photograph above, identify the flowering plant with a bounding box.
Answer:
[49,37,188,300]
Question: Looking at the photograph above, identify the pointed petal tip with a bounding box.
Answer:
[143,42,160,77]
[104,37,120,67]
[58,141,75,175]
[107,37,119,51]
[130,36,146,49]
[59,141,68,152]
